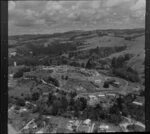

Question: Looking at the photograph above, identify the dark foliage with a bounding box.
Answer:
[47,76,60,87]
[13,67,30,78]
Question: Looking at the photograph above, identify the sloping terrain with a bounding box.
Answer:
[8,28,145,83]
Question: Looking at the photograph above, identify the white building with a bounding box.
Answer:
[95,79,102,84]
[89,95,97,99]
[132,101,143,106]
[83,119,91,125]
[99,125,109,131]
[98,94,105,97]
[107,93,116,97]
[19,107,28,113]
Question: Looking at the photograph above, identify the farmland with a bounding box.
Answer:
[8,28,145,133]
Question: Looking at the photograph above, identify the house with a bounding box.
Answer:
[19,107,28,113]
[83,119,91,125]
[61,53,69,59]
[98,94,105,97]
[89,95,97,99]
[132,101,143,106]
[99,125,109,131]
[106,93,116,97]
[9,73,14,77]
[95,79,102,84]
[14,61,17,67]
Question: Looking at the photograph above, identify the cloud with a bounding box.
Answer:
[132,0,146,10]
[8,0,146,35]
[8,1,16,11]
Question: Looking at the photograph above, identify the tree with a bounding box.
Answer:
[47,92,53,106]
[51,103,59,115]
[13,67,30,78]
[60,96,68,111]
[86,59,93,69]
[109,114,122,125]
[32,92,40,101]
[47,76,60,87]
[16,98,25,106]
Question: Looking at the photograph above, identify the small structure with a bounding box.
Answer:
[43,92,49,96]
[98,94,105,97]
[83,119,91,125]
[89,95,97,99]
[61,53,69,59]
[95,79,102,84]
[29,51,33,55]
[107,93,116,97]
[132,101,143,106]
[99,124,109,131]
[9,73,14,78]
[19,107,28,113]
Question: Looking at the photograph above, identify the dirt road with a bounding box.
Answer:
[8,124,17,134]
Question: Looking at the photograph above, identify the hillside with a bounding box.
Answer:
[8,28,145,83]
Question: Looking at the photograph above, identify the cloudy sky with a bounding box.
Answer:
[8,0,146,35]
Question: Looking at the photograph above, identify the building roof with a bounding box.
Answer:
[83,119,91,125]
[98,94,105,97]
[132,101,143,106]
[99,125,109,129]
[89,95,96,98]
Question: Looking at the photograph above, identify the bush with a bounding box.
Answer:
[13,67,30,78]
[47,76,60,87]
[112,68,140,82]
[16,98,25,106]
[32,92,40,101]
[70,62,80,67]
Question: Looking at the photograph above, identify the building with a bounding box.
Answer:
[89,95,97,99]
[98,94,105,97]
[106,93,116,97]
[14,61,17,67]
[83,119,91,126]
[99,125,109,132]
[132,101,143,106]
[95,79,102,84]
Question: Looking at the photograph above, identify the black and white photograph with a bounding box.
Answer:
[8,0,146,133]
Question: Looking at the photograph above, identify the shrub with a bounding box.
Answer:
[13,67,30,78]
[32,92,40,101]
[112,68,140,82]
[16,98,25,106]
[47,76,60,87]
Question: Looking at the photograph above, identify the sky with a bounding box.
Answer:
[8,0,146,35]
